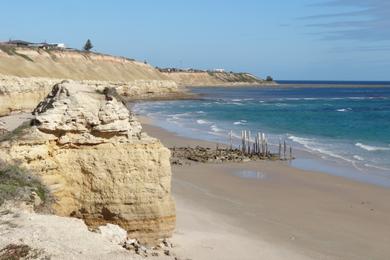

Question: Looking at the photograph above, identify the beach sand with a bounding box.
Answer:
[140,117,390,260]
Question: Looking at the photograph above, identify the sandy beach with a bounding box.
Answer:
[140,117,390,260]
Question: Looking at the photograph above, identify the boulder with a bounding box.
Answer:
[98,224,128,245]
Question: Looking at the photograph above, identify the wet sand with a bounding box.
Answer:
[141,117,390,260]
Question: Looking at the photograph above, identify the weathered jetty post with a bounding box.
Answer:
[247,131,251,154]
[241,130,245,153]
[229,130,233,150]
[279,139,282,159]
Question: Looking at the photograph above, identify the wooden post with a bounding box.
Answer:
[283,140,286,160]
[229,130,233,150]
[260,133,264,157]
[254,135,257,154]
[241,130,245,153]
[248,131,251,154]
[278,139,282,160]
[244,130,247,155]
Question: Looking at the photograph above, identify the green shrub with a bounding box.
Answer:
[0,45,34,62]
[0,121,31,142]
[0,163,48,206]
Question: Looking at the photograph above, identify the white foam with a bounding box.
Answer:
[353,155,364,161]
[233,120,247,125]
[288,136,355,164]
[210,125,223,132]
[364,164,390,172]
[355,143,390,152]
[336,108,352,112]
[196,119,211,125]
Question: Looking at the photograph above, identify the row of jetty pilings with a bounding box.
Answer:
[228,130,293,160]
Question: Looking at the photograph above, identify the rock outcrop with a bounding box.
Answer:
[0,81,175,243]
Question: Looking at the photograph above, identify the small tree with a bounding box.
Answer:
[83,39,93,51]
[266,76,274,81]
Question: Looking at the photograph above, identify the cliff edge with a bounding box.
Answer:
[161,71,276,87]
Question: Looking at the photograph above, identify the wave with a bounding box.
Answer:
[364,164,390,172]
[273,97,388,102]
[355,143,390,152]
[353,155,365,161]
[288,135,356,164]
[336,108,352,112]
[196,119,212,125]
[210,124,224,133]
[233,120,247,125]
[226,102,243,106]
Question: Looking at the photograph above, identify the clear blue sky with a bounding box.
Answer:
[1,0,389,81]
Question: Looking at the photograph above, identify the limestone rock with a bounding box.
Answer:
[0,75,56,116]
[0,81,175,244]
[32,80,142,142]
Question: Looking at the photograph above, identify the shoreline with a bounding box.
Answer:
[136,111,390,189]
[140,116,390,260]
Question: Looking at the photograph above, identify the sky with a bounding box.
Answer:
[1,0,389,81]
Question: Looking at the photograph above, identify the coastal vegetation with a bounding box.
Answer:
[0,162,47,208]
[0,121,31,142]
[0,45,34,62]
[83,39,93,51]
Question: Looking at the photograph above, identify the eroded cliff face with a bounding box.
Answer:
[162,71,275,87]
[0,81,175,243]
[0,48,167,81]
[0,74,182,116]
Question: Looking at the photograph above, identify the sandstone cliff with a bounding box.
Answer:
[0,75,183,116]
[0,47,167,82]
[162,71,276,87]
[0,81,175,243]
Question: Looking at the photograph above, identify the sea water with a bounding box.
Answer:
[133,83,390,187]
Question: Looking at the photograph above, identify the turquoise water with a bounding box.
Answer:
[133,85,390,186]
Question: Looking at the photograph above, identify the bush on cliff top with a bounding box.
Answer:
[0,121,31,142]
[0,45,34,62]
[0,161,49,211]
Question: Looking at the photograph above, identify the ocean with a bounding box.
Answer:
[133,82,390,187]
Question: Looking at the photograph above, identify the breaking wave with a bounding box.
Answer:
[355,143,390,152]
